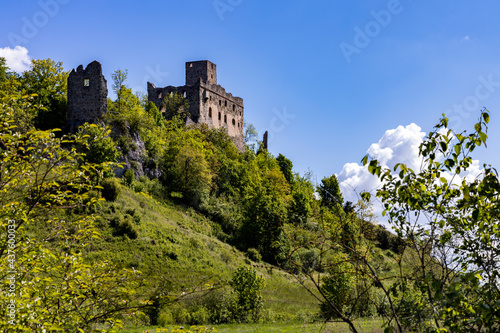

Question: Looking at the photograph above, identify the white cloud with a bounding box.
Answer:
[337,123,483,224]
[0,46,31,73]
[338,123,425,213]
[367,123,425,171]
[461,35,471,42]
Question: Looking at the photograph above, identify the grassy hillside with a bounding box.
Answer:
[82,184,321,326]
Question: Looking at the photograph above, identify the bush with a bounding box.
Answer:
[190,307,210,325]
[110,215,138,239]
[76,123,121,165]
[145,178,165,199]
[157,308,175,326]
[123,169,135,187]
[134,181,145,193]
[203,287,235,324]
[101,178,121,201]
[245,248,262,262]
[320,254,355,319]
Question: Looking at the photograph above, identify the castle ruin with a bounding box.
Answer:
[67,61,108,133]
[147,60,245,151]
[67,60,244,151]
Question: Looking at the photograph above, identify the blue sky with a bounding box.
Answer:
[2,0,500,214]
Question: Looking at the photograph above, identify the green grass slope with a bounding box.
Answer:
[84,185,320,325]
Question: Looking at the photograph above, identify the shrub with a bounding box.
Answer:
[203,287,235,324]
[123,169,135,187]
[245,248,262,263]
[145,178,165,199]
[320,254,355,319]
[134,181,145,193]
[101,178,121,201]
[190,307,210,325]
[76,123,121,165]
[157,308,175,326]
[117,135,132,154]
[110,215,138,239]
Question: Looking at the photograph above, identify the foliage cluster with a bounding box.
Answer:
[0,100,149,331]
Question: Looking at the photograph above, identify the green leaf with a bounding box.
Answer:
[361,154,369,166]
[482,111,490,124]
[444,159,455,169]
[360,192,371,202]
[479,132,488,144]
[463,186,470,200]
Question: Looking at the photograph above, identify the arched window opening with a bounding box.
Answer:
[218,112,221,120]
[224,115,227,123]
[209,107,212,118]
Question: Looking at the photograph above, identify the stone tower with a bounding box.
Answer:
[186,60,217,86]
[67,61,108,132]
[148,60,245,152]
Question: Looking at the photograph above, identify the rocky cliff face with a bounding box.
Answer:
[112,122,161,180]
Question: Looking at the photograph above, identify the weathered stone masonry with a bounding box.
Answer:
[67,61,107,133]
[148,60,245,152]
[67,60,244,152]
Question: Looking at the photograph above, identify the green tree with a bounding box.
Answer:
[320,253,355,319]
[76,123,121,165]
[361,109,500,332]
[0,59,38,133]
[243,122,257,143]
[171,143,213,204]
[318,174,344,210]
[146,100,164,127]
[160,125,215,206]
[276,153,293,183]
[241,152,291,262]
[229,266,265,322]
[0,57,8,83]
[111,69,128,113]
[288,173,315,225]
[0,102,148,331]
[21,58,68,130]
[162,92,190,120]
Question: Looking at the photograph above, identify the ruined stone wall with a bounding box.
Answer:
[67,61,107,132]
[197,82,244,145]
[147,60,245,151]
